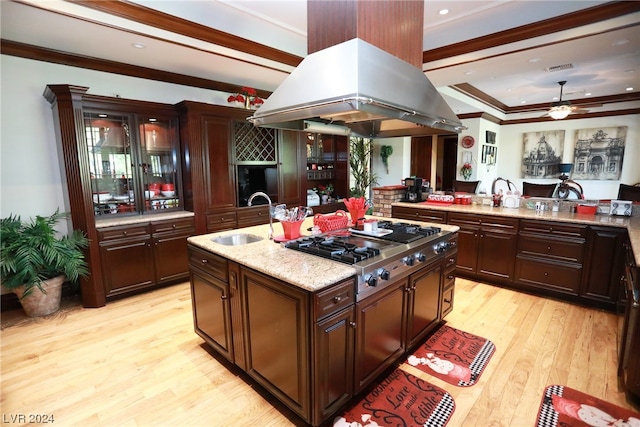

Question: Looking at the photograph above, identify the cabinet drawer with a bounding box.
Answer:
[444,253,457,272]
[441,285,455,318]
[189,245,228,283]
[152,217,195,234]
[237,206,270,227]
[207,211,237,232]
[518,235,585,263]
[314,279,355,321]
[392,206,447,224]
[520,220,587,239]
[98,224,151,241]
[515,256,582,294]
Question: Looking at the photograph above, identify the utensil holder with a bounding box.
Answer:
[281,219,305,240]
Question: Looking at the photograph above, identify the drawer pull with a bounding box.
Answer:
[123,231,128,236]
[444,298,451,304]
[547,246,551,251]
[201,259,208,264]
[544,271,549,276]
[333,296,342,304]
[448,275,455,280]
[172,224,177,229]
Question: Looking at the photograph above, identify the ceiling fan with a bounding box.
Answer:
[547,81,589,120]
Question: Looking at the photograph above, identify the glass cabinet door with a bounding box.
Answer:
[84,111,180,217]
[138,116,180,213]
[85,112,135,216]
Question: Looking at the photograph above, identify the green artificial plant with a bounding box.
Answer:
[1,209,90,298]
[380,145,393,174]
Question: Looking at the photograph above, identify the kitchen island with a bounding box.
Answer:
[187,216,459,426]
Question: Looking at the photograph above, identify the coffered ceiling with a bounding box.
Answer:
[2,0,639,123]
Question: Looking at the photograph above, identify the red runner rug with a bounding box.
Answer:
[536,385,640,427]
[333,368,455,427]
[406,324,495,387]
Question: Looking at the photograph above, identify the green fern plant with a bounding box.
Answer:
[0,209,89,298]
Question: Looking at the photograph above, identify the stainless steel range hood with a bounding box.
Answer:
[248,38,465,138]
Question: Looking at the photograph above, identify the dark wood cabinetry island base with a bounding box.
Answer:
[187,218,459,426]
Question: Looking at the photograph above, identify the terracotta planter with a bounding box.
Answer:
[14,275,65,317]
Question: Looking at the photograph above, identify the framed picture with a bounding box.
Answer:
[486,131,496,144]
[481,144,497,164]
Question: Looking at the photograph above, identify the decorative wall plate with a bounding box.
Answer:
[461,135,475,148]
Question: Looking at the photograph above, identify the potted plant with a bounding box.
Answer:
[380,145,393,174]
[0,209,90,317]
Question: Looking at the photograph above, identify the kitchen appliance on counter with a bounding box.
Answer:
[403,177,424,203]
[307,189,320,207]
[284,220,455,301]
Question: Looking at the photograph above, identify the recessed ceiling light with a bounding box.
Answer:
[98,114,107,118]
[552,96,559,101]
[528,57,541,63]
[625,69,636,73]
[132,42,146,49]
[521,100,527,104]
[464,70,475,75]
[148,118,157,122]
[439,9,449,15]
[585,92,592,96]
[612,39,629,46]
[626,87,634,91]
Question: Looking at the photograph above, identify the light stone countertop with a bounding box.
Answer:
[393,201,640,265]
[96,211,195,228]
[187,216,460,293]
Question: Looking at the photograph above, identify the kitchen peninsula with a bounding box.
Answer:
[187,217,459,426]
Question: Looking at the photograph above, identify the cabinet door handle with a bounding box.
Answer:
[172,224,176,229]
[221,294,228,300]
[544,271,549,276]
[349,321,356,328]
[444,298,452,304]
[448,275,455,280]
[123,231,128,236]
[547,246,551,251]
[333,296,342,304]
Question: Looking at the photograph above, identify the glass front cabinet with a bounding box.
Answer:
[84,110,181,217]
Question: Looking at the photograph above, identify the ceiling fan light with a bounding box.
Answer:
[549,105,572,120]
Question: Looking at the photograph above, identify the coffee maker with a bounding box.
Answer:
[404,177,423,202]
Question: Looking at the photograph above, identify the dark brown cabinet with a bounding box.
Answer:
[515,220,587,297]
[240,267,311,422]
[620,240,640,403]
[354,279,406,394]
[449,212,518,282]
[98,224,155,296]
[98,217,194,298]
[392,206,448,224]
[406,260,442,349]
[189,246,233,361]
[582,226,626,307]
[45,85,190,307]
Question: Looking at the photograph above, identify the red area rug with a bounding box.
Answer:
[406,324,495,387]
[536,385,640,427]
[333,368,455,427]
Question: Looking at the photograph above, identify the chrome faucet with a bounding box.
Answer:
[247,191,273,240]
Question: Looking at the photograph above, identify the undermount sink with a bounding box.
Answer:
[212,233,263,246]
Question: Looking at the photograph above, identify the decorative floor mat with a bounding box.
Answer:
[406,324,495,387]
[536,385,640,427]
[333,368,455,427]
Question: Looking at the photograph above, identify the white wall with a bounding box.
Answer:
[371,137,411,187]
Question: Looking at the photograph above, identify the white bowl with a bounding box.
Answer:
[161,190,175,197]
[145,190,155,199]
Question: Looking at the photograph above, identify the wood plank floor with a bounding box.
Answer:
[1,278,637,426]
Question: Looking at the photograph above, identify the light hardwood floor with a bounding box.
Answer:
[1,278,637,426]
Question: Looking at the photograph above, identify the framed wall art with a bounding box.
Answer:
[521,130,565,178]
[571,127,627,180]
[486,131,496,144]
[481,144,497,165]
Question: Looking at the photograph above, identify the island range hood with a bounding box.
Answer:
[248,38,465,138]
